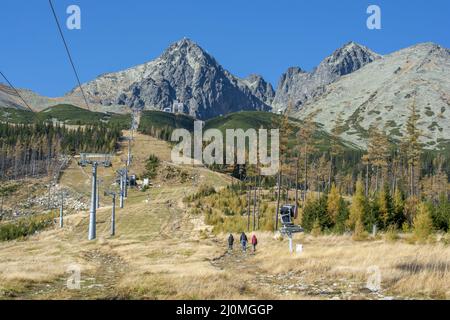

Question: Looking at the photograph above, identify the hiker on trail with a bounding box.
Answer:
[251,234,258,252]
[228,234,234,251]
[240,232,248,252]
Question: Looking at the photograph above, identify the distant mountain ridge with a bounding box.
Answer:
[292,42,450,149]
[0,83,128,113]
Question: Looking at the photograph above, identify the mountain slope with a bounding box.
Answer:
[273,42,381,111]
[0,104,131,126]
[0,84,28,110]
[0,84,129,114]
[67,38,271,119]
[203,111,359,152]
[293,42,450,149]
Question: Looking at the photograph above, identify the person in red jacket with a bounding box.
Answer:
[251,234,258,252]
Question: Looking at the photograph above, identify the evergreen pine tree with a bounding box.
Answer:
[347,180,368,231]
[334,197,350,234]
[302,194,331,232]
[413,203,434,243]
[378,184,395,229]
[393,188,405,228]
[405,98,422,197]
[432,194,450,231]
[327,183,340,223]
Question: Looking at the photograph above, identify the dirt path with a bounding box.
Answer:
[209,243,401,300]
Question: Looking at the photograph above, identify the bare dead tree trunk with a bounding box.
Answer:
[257,175,261,230]
[375,166,379,193]
[303,144,308,206]
[275,170,281,231]
[247,183,251,231]
[252,176,257,231]
[48,182,52,210]
[285,175,289,203]
[365,163,369,197]
[295,156,299,215]
[315,162,320,200]
[328,154,333,191]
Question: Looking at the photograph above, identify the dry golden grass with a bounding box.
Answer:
[248,233,450,299]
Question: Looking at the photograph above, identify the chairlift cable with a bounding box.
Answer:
[0,70,34,112]
[48,0,90,110]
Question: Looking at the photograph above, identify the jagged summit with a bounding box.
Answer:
[408,41,443,50]
[159,38,219,71]
[167,37,205,51]
[325,41,381,66]
[317,41,381,80]
[272,41,381,111]
[395,42,450,60]
[163,38,208,56]
[241,74,275,105]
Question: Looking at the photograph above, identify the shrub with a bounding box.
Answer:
[413,203,434,243]
[0,212,54,241]
[352,219,368,241]
[143,154,160,179]
[403,196,420,227]
[385,224,399,242]
[311,218,322,237]
[402,221,410,233]
[185,184,216,202]
[441,232,450,245]
[223,207,234,216]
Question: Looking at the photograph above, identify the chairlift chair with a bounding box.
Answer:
[279,204,303,236]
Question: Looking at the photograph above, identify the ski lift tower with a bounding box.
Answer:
[88,162,98,240]
[116,168,127,208]
[104,191,117,236]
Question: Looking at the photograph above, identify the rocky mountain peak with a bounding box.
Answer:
[242,74,275,105]
[163,38,209,58]
[172,37,197,48]
[273,42,381,111]
[66,38,271,119]
[158,38,218,71]
[286,66,306,77]
[319,41,382,76]
[411,42,450,59]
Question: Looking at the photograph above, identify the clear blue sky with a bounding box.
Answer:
[1,0,449,97]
